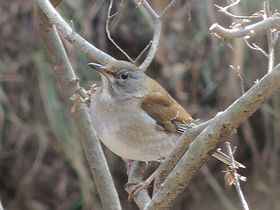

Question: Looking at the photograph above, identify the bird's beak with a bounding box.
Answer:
[88,63,113,78]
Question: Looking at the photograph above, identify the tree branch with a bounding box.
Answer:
[34,6,121,210]
[209,16,280,39]
[34,0,116,65]
[125,161,152,209]
[106,0,134,63]
[138,0,161,71]
[145,63,280,209]
[154,120,212,192]
[138,0,179,71]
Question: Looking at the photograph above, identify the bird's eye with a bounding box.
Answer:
[120,72,129,80]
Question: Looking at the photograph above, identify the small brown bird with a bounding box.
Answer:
[88,60,244,166]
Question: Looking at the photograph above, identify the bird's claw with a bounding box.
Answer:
[125,181,149,201]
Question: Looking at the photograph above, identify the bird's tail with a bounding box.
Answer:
[212,149,246,169]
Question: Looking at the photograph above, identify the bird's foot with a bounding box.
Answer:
[125,180,150,201]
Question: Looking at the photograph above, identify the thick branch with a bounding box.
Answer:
[154,120,212,191]
[210,16,280,39]
[34,6,121,210]
[145,64,280,209]
[34,0,116,65]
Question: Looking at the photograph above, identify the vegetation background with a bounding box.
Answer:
[1,0,280,209]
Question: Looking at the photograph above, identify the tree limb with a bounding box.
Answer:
[34,6,121,210]
[154,120,212,192]
[145,63,280,209]
[34,0,116,65]
[210,16,280,39]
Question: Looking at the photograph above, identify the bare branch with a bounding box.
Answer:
[106,0,134,63]
[134,41,152,64]
[159,0,178,18]
[138,1,161,71]
[209,16,280,39]
[34,0,116,65]
[229,65,245,94]
[154,120,212,192]
[145,63,280,210]
[225,142,249,210]
[244,39,269,57]
[264,1,279,73]
[214,0,262,20]
[34,6,121,210]
[125,161,152,209]
[219,0,241,11]
[201,166,238,210]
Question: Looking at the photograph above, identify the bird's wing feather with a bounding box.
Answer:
[141,78,195,134]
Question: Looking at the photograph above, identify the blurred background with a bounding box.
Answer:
[1,0,280,209]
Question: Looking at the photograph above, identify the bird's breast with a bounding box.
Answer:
[89,93,179,161]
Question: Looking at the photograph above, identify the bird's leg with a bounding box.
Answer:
[125,168,158,200]
[124,159,134,175]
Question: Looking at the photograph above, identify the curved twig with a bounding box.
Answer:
[138,0,179,71]
[106,0,134,63]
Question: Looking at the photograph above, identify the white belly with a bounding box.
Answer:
[89,92,179,161]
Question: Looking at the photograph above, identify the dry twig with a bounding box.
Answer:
[225,142,249,210]
[106,0,133,62]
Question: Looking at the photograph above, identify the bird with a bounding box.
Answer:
[88,60,244,176]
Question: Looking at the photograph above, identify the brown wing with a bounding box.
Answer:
[141,78,195,134]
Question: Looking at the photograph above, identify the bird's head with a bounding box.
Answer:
[88,60,147,100]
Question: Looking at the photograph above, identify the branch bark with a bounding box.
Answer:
[145,63,280,209]
[34,6,121,210]
[125,161,152,209]
[210,16,280,39]
[34,0,116,65]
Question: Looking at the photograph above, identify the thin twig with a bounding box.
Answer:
[136,0,180,71]
[134,41,152,64]
[214,0,262,19]
[225,142,249,210]
[159,0,178,19]
[229,65,245,94]
[220,0,241,11]
[244,39,269,57]
[138,0,161,71]
[216,8,262,19]
[106,0,134,63]
[264,0,277,73]
[201,166,238,210]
